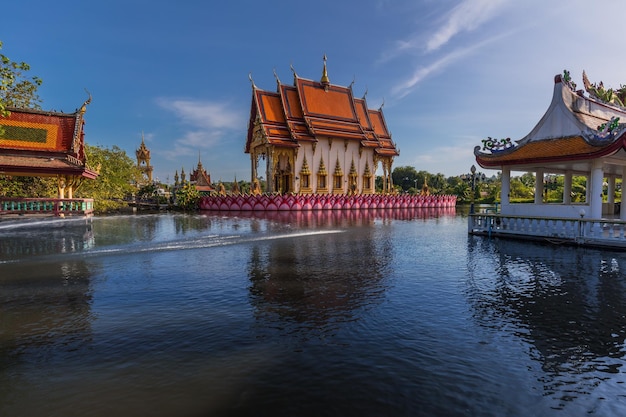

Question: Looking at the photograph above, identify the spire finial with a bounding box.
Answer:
[248,72,256,89]
[321,54,330,91]
[363,87,368,99]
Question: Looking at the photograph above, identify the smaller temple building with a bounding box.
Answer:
[0,100,98,200]
[135,133,153,185]
[246,57,399,195]
[475,70,626,221]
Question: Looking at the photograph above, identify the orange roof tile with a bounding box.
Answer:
[245,65,398,157]
[476,136,621,167]
[0,107,97,179]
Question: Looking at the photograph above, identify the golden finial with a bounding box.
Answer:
[320,54,330,90]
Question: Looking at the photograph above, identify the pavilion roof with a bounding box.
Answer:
[475,73,626,175]
[245,61,398,157]
[0,104,98,179]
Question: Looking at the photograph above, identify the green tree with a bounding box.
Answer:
[175,183,200,211]
[75,144,142,212]
[0,175,56,198]
[0,40,42,113]
[391,166,419,192]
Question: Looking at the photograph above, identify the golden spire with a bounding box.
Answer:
[320,54,330,91]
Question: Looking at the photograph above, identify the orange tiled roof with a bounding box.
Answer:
[476,136,619,167]
[0,107,97,179]
[245,66,398,157]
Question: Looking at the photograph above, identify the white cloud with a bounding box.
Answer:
[426,0,508,52]
[167,99,242,130]
[155,98,245,160]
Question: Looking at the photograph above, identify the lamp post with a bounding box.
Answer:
[461,165,485,214]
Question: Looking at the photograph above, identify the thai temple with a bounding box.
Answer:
[189,154,214,194]
[471,70,626,248]
[245,56,399,195]
[135,133,153,184]
[0,98,98,217]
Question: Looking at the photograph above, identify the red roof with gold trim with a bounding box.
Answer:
[0,104,98,179]
[245,59,399,157]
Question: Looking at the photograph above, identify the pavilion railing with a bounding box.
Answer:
[469,213,626,249]
[0,198,95,217]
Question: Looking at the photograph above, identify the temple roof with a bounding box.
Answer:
[246,60,398,157]
[475,73,626,175]
[0,105,98,179]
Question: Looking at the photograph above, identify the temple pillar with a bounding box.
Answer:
[622,166,626,220]
[266,151,273,194]
[590,161,604,219]
[563,171,572,204]
[251,154,257,184]
[534,169,544,204]
[500,167,510,205]
[608,176,615,204]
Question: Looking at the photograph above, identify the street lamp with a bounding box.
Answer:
[461,165,485,214]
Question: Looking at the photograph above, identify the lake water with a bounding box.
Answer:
[1,209,625,417]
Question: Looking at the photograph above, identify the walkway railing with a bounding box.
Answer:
[0,198,95,217]
[469,213,626,249]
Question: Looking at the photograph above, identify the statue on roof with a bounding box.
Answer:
[582,70,626,108]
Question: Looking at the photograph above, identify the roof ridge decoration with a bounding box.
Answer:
[290,63,298,85]
[248,72,257,89]
[481,137,513,153]
[582,70,626,109]
[273,68,281,91]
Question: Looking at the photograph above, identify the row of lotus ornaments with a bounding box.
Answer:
[199,193,457,211]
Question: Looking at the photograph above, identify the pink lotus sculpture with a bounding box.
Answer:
[199,194,457,211]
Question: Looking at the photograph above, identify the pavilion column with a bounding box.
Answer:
[251,154,257,184]
[563,171,572,204]
[608,176,615,204]
[590,161,604,219]
[266,151,273,194]
[621,166,626,221]
[500,167,510,205]
[534,169,544,204]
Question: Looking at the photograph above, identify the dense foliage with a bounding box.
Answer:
[0,40,42,115]
[0,175,56,198]
[74,144,142,212]
[175,183,200,211]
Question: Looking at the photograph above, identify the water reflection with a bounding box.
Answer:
[223,206,456,226]
[245,210,406,341]
[0,218,95,260]
[466,237,626,407]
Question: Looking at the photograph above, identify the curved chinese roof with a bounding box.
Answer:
[246,63,399,157]
[475,73,626,175]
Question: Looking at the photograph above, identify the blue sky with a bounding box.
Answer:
[3,0,625,183]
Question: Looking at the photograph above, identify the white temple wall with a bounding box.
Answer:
[292,137,374,194]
